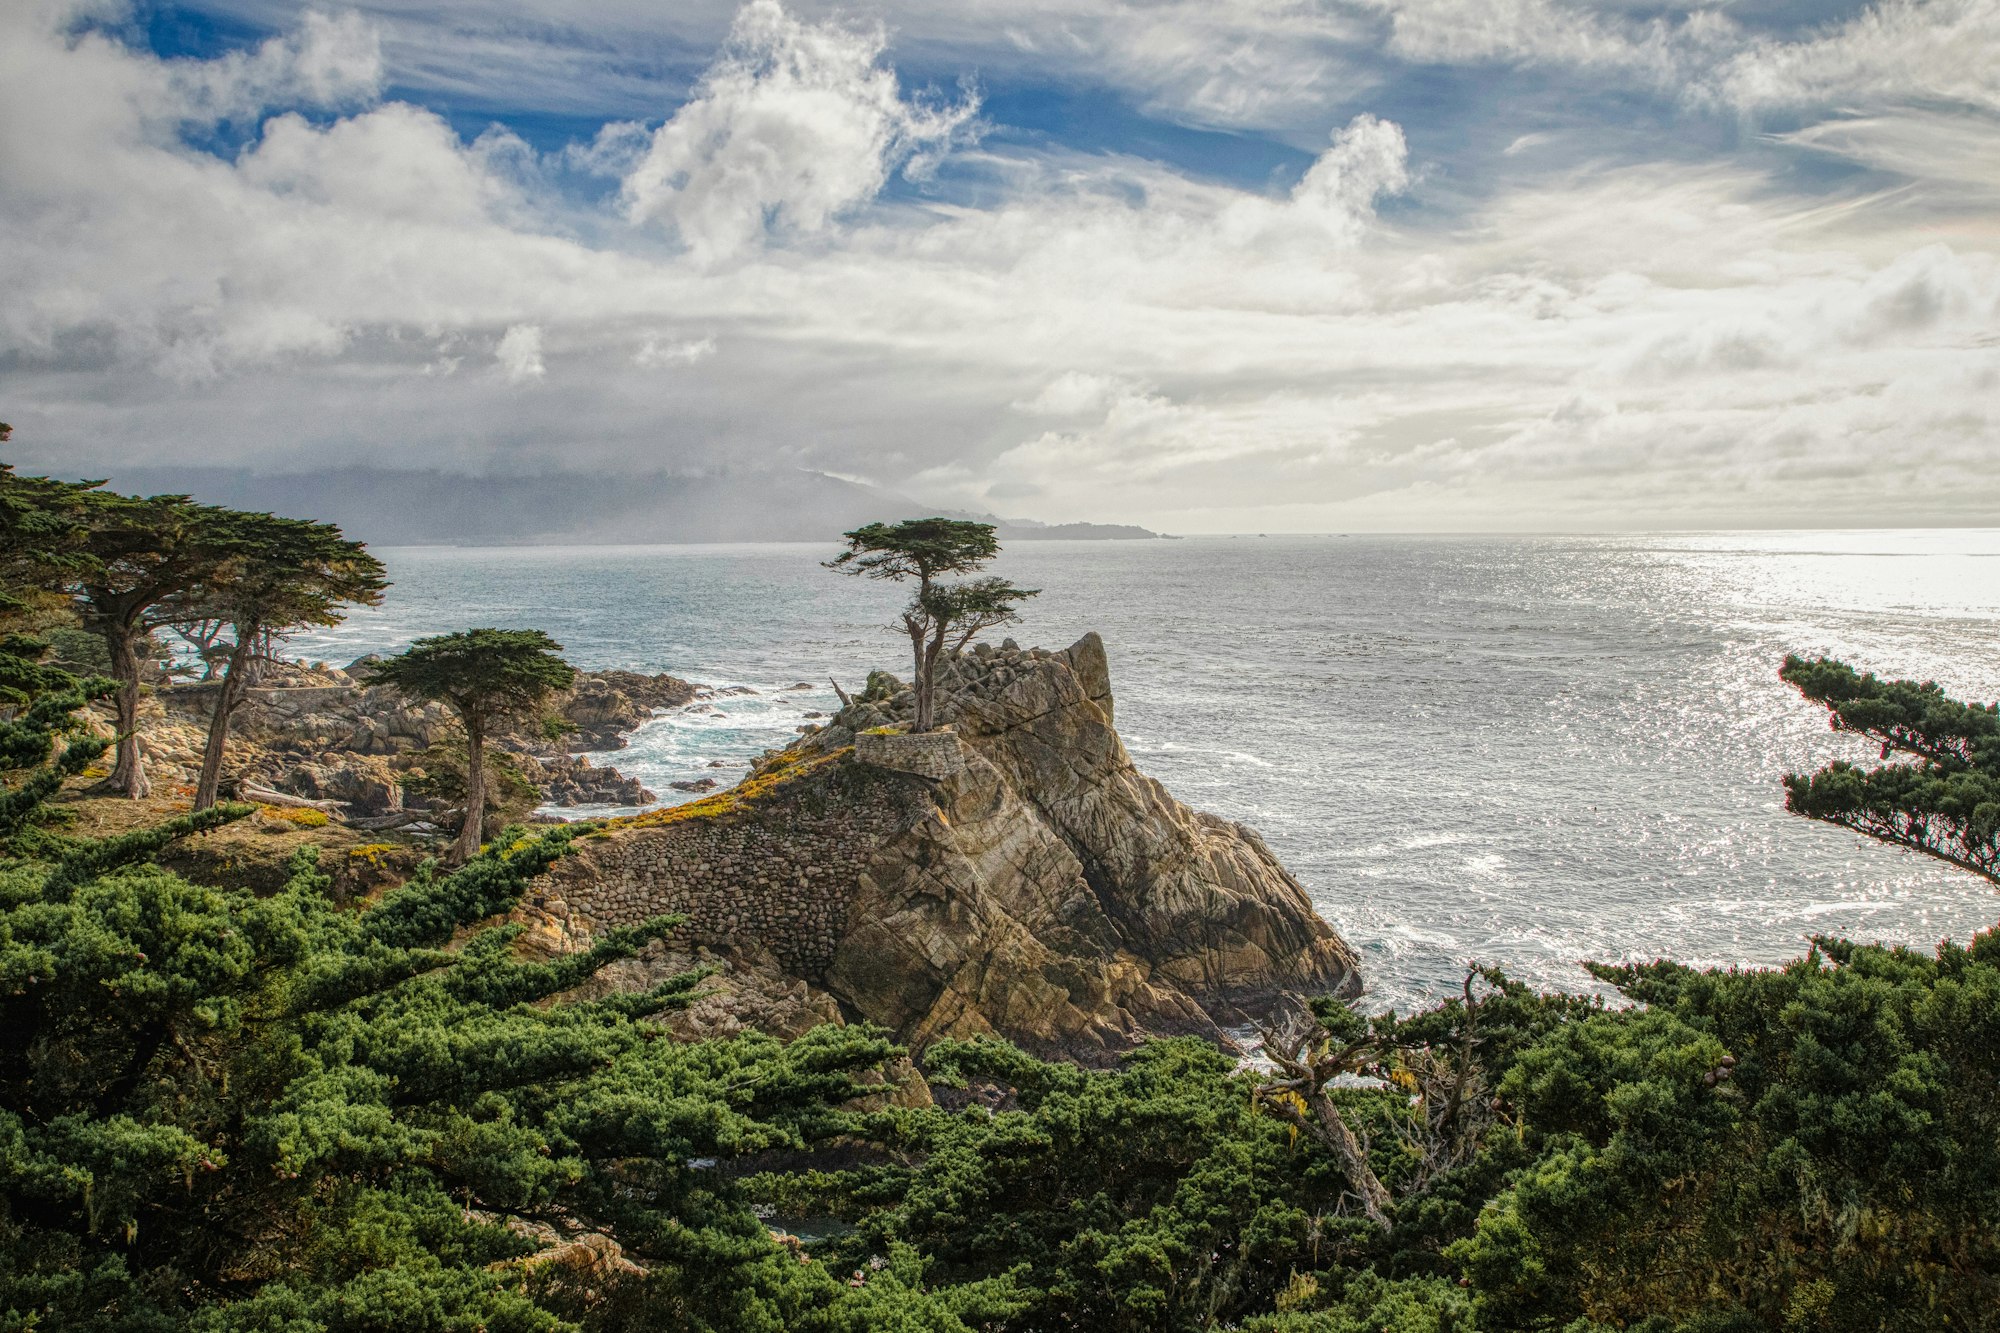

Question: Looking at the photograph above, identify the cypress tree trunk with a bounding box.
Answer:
[909,622,932,733]
[193,623,259,812]
[103,626,149,800]
[454,712,487,864]
[919,625,948,734]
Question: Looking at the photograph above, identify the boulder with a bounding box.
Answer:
[555,670,699,751]
[278,753,403,816]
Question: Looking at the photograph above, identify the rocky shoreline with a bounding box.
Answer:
[113,658,699,823]
[110,633,1361,1064]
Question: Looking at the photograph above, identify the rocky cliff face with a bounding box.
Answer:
[527,634,1357,1063]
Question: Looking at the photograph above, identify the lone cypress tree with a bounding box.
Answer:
[181,510,388,810]
[1780,654,2000,883]
[367,628,576,862]
[826,519,1037,732]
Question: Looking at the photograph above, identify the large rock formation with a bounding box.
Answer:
[526,634,1357,1063]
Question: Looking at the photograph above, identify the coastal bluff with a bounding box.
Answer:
[525,633,1358,1062]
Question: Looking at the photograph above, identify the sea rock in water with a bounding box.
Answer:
[530,633,1357,1064]
[559,670,699,751]
[534,752,656,807]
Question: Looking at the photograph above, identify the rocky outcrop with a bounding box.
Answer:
[559,670,700,751]
[534,753,657,807]
[526,634,1357,1063]
[126,664,693,814]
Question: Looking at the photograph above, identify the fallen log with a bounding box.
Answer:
[239,783,349,814]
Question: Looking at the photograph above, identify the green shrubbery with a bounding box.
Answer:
[0,644,935,1332]
[4,635,1997,1331]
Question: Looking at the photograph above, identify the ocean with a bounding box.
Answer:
[288,531,2000,1014]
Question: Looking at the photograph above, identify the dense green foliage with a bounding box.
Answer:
[825,519,1036,733]
[3,566,1994,1332]
[0,655,960,1332]
[0,456,382,809]
[0,469,232,798]
[1782,655,2000,883]
[365,629,576,863]
[757,938,2000,1332]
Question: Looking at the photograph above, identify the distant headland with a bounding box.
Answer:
[103,465,1166,546]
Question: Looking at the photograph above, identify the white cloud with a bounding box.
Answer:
[635,334,717,367]
[1350,0,1740,82]
[1714,0,2000,114]
[1774,109,2000,197]
[495,324,546,381]
[1014,371,1130,416]
[167,8,383,124]
[1,0,1997,532]
[616,0,977,261]
[1288,114,1409,234]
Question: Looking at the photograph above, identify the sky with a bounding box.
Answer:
[1,0,1996,532]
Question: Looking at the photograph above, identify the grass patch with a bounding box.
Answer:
[260,805,331,828]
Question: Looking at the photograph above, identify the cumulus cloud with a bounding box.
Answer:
[1288,115,1409,233]
[167,8,383,124]
[616,0,977,261]
[495,324,546,381]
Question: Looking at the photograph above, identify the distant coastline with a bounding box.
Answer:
[104,465,1165,546]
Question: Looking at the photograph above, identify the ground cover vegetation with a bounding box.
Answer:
[1,443,1995,1329]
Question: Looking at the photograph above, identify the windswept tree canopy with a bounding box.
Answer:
[922,576,1040,655]
[827,519,1036,732]
[823,518,1000,586]
[30,484,234,797]
[1781,654,2000,884]
[367,628,576,861]
[0,465,99,636]
[186,509,388,638]
[366,627,577,721]
[173,509,388,809]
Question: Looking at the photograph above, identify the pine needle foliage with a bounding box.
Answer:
[1780,655,2000,883]
[760,940,2000,1333]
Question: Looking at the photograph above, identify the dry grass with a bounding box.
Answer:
[47,785,428,899]
[608,744,852,833]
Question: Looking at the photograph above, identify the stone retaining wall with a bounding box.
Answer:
[542,778,920,976]
[855,729,965,780]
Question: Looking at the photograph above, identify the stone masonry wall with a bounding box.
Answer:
[539,771,923,977]
[854,730,966,780]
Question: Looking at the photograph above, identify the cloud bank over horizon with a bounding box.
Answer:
[1,0,1996,531]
